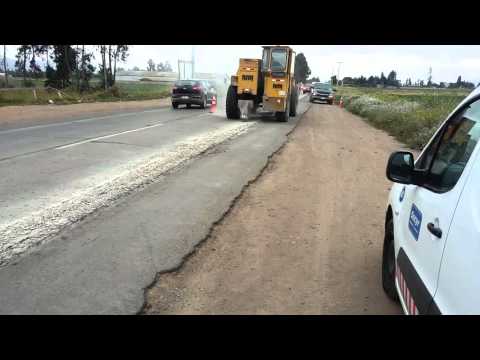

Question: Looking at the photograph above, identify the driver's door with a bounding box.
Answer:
[396,98,480,314]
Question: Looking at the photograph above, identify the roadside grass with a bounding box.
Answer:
[334,86,470,149]
[0,80,171,107]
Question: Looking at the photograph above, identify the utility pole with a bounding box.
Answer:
[3,45,8,87]
[337,61,343,86]
[191,45,195,78]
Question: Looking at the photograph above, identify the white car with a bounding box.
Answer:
[382,85,480,315]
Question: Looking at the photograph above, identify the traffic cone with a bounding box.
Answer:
[209,95,217,113]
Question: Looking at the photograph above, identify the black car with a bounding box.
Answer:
[171,80,217,109]
[310,83,335,105]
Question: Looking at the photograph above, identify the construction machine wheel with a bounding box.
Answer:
[289,86,298,117]
[226,85,240,119]
[276,98,290,122]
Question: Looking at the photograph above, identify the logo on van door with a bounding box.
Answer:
[408,204,422,241]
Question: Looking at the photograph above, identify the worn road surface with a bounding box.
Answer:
[0,95,309,314]
[144,103,404,315]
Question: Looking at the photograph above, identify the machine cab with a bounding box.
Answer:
[261,46,295,77]
[261,46,296,113]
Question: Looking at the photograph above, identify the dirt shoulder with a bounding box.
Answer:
[0,98,171,131]
[144,104,404,314]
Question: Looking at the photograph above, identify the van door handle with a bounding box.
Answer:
[427,223,442,238]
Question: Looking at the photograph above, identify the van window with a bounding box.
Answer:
[175,80,198,86]
[423,98,480,192]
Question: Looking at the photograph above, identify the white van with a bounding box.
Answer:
[382,86,480,315]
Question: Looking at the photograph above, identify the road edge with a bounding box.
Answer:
[137,101,312,315]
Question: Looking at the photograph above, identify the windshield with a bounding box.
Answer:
[271,49,287,71]
[314,83,332,91]
[175,80,198,86]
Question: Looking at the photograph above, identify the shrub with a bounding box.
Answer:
[23,80,35,88]
[110,85,121,97]
[344,94,464,149]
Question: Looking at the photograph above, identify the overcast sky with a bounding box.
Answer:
[5,45,480,84]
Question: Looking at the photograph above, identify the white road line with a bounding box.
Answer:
[0,108,169,135]
[56,122,166,150]
[56,112,212,150]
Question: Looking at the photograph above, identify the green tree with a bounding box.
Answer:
[380,72,386,87]
[387,70,398,87]
[29,45,47,79]
[367,76,375,87]
[294,53,311,83]
[78,45,95,92]
[112,45,129,85]
[157,61,172,72]
[147,59,155,72]
[456,75,462,88]
[15,45,31,84]
[96,45,129,89]
[45,45,77,89]
[342,77,353,85]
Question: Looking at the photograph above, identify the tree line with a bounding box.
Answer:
[339,72,476,89]
[146,59,173,72]
[286,52,478,90]
[3,45,129,92]
[339,71,401,87]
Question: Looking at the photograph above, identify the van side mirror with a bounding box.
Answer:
[386,151,415,184]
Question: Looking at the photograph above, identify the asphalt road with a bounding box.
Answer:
[0,95,309,314]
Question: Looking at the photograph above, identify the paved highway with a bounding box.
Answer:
[0,95,309,314]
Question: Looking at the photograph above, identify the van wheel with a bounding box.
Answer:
[200,96,207,109]
[186,103,191,109]
[382,217,399,302]
[172,103,178,109]
[226,85,240,119]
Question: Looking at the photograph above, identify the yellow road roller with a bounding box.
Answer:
[226,45,299,122]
